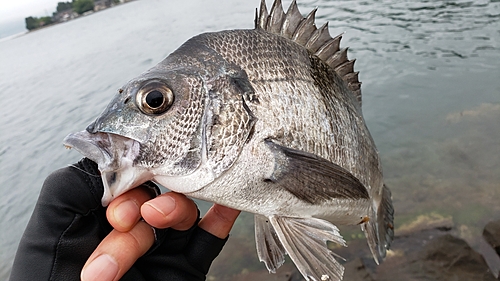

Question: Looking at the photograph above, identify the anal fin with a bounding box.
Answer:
[268,216,346,281]
[255,215,287,273]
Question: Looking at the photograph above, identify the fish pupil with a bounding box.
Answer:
[146,90,164,108]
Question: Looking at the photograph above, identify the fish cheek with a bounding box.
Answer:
[135,76,207,176]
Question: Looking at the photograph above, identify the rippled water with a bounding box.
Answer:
[1,0,499,279]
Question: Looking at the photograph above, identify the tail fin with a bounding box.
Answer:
[364,184,394,264]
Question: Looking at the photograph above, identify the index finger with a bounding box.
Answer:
[198,204,241,239]
[106,186,154,232]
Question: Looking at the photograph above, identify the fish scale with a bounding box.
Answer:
[63,0,394,280]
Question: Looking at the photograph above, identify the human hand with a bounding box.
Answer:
[81,187,240,281]
[9,158,240,281]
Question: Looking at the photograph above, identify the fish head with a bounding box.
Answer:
[64,67,211,205]
[64,40,257,206]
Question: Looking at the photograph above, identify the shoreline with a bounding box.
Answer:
[2,0,135,42]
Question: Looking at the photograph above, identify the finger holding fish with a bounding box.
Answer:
[82,188,240,281]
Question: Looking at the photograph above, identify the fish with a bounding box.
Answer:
[63,0,394,280]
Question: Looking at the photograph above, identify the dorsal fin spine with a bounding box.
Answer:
[267,0,284,33]
[292,8,317,45]
[280,0,302,39]
[305,22,331,53]
[314,33,342,61]
[326,47,348,69]
[255,0,362,105]
[256,0,269,29]
[335,59,356,78]
[344,71,360,84]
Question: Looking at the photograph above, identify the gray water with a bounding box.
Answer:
[1,0,499,279]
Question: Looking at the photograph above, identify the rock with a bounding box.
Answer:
[230,263,304,281]
[342,258,374,281]
[359,218,499,281]
[223,218,500,280]
[417,234,496,281]
[396,212,453,236]
[484,220,500,255]
[482,219,500,278]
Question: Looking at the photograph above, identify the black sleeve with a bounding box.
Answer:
[9,158,228,281]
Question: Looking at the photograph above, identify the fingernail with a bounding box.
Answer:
[81,254,118,281]
[145,196,176,217]
[114,200,139,228]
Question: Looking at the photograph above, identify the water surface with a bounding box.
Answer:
[1,0,499,279]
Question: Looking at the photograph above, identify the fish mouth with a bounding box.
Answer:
[63,131,151,206]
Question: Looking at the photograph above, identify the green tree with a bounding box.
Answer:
[73,0,94,15]
[39,16,53,26]
[25,16,38,30]
[57,2,73,12]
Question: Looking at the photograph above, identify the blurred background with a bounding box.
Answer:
[1,0,499,280]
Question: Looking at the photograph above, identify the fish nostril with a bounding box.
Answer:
[86,122,96,133]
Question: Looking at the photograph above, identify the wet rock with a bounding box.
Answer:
[482,219,500,278]
[230,263,304,281]
[342,258,374,281]
[225,218,500,281]
[484,220,500,255]
[416,234,496,281]
[445,102,500,123]
[363,231,496,281]
[375,228,498,281]
[396,212,453,236]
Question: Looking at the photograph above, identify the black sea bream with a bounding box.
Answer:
[64,0,394,280]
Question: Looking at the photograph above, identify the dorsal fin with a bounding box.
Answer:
[255,0,362,105]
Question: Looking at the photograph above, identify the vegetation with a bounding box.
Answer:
[25,0,125,31]
[56,2,73,12]
[73,0,95,15]
[25,16,53,31]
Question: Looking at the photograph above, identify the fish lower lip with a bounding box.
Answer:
[63,130,146,206]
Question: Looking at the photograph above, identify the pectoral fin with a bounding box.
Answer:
[264,139,369,204]
[266,216,346,281]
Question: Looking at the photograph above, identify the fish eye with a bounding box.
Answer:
[136,81,174,115]
[146,90,164,108]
